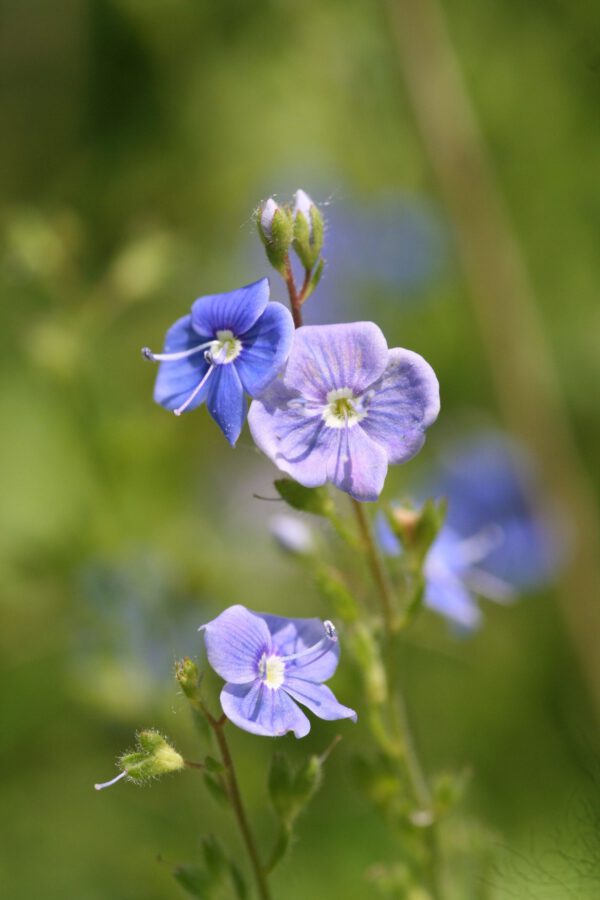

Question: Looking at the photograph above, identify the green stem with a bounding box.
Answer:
[350,498,396,633]
[211,719,273,900]
[350,499,442,897]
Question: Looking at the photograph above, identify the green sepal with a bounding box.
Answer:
[258,207,293,276]
[175,657,202,701]
[274,478,334,517]
[292,211,312,269]
[309,204,324,261]
[301,257,324,302]
[119,730,184,784]
[384,498,447,569]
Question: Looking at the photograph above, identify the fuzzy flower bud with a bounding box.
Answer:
[292,189,324,269]
[94,730,184,791]
[257,197,293,275]
[175,656,201,701]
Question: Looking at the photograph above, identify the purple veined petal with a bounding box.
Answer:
[284,323,389,400]
[235,302,295,397]
[326,424,389,502]
[283,677,357,724]
[200,605,270,684]
[424,571,482,631]
[249,384,334,488]
[221,681,311,738]
[191,278,270,338]
[258,614,340,682]
[206,363,246,446]
[152,314,212,412]
[361,348,440,464]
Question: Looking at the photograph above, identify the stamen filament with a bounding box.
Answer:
[279,621,337,662]
[94,770,127,791]
[174,364,215,416]
[142,340,214,363]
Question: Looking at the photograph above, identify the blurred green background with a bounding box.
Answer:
[1,1,599,897]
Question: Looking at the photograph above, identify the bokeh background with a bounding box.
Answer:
[1,1,599,897]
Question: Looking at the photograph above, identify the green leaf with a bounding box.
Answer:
[203,771,229,807]
[274,479,333,517]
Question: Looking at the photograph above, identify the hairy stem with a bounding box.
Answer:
[212,719,273,900]
[351,498,396,633]
[351,499,442,896]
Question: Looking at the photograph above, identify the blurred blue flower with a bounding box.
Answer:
[249,322,440,501]
[200,604,356,737]
[378,433,564,630]
[143,277,294,445]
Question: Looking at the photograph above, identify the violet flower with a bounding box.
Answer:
[142,278,294,445]
[200,605,356,738]
[248,322,439,501]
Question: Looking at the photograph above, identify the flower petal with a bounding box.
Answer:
[326,425,388,502]
[284,323,389,400]
[235,302,295,397]
[258,613,340,682]
[283,678,357,723]
[361,348,440,464]
[424,572,482,631]
[200,605,270,684]
[207,363,246,446]
[248,382,333,487]
[191,278,270,338]
[153,315,212,412]
[221,681,311,738]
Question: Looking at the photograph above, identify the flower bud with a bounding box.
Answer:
[269,514,315,556]
[94,729,184,790]
[257,197,293,275]
[292,189,324,269]
[175,656,201,701]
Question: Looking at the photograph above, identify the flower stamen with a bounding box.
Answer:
[174,364,215,416]
[94,770,127,791]
[141,340,214,362]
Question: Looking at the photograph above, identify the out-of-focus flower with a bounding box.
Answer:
[200,605,356,737]
[142,278,294,445]
[378,432,564,630]
[248,322,439,502]
[269,514,315,556]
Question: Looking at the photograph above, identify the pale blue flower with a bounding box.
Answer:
[200,605,356,737]
[248,322,440,501]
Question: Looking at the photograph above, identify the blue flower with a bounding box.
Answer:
[248,322,440,502]
[142,278,294,445]
[200,605,357,737]
[377,432,564,630]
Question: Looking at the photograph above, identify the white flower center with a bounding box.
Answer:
[322,387,366,429]
[258,653,285,690]
[209,329,242,364]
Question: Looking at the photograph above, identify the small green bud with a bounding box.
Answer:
[385,498,447,568]
[257,198,293,275]
[292,189,324,269]
[268,751,324,826]
[175,656,201,700]
[94,729,184,791]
